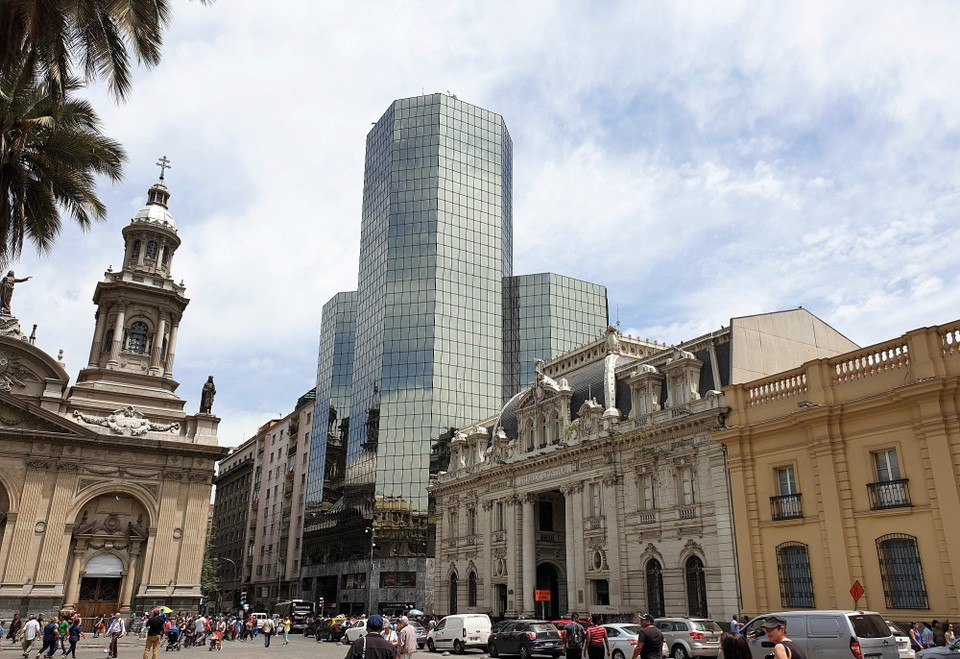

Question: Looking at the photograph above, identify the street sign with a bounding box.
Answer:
[850,580,864,607]
[535,589,551,602]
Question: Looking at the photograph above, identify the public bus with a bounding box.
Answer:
[275,599,316,632]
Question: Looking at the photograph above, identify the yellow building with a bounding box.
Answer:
[716,320,960,618]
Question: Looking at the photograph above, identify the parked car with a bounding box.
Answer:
[917,639,960,659]
[328,616,349,643]
[427,614,493,654]
[655,618,722,659]
[603,623,644,659]
[304,618,330,640]
[886,621,916,659]
[343,619,370,644]
[739,611,899,659]
[487,620,564,659]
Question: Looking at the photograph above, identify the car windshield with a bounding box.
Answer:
[618,626,641,636]
[693,621,724,632]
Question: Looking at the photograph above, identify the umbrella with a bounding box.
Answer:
[407,609,424,617]
[150,606,173,614]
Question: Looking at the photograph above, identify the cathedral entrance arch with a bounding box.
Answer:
[64,493,150,618]
[536,562,561,619]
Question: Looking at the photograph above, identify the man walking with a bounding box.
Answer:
[631,615,664,659]
[343,616,395,659]
[143,611,164,659]
[22,615,41,659]
[398,617,418,659]
[563,614,586,659]
[261,616,275,648]
[106,613,125,658]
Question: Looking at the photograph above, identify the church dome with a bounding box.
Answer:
[131,180,177,231]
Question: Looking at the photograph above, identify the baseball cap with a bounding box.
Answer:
[760,617,787,630]
[367,615,385,631]
[641,614,655,622]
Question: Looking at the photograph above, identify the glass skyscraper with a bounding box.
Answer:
[301,94,607,615]
[503,273,609,400]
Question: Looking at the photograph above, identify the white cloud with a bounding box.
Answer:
[12,1,960,445]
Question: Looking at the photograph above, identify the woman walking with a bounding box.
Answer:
[65,619,82,659]
[7,613,22,644]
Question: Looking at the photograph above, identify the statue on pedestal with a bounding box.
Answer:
[200,376,216,414]
[1,271,31,314]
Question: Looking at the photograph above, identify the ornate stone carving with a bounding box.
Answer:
[0,351,37,390]
[56,461,80,472]
[73,406,180,436]
[26,459,49,470]
[188,472,209,483]
[481,500,493,511]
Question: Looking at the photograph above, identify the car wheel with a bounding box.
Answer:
[453,640,464,655]
[673,646,687,659]
[428,639,436,653]
[613,651,626,659]
[520,644,532,659]
[489,643,499,658]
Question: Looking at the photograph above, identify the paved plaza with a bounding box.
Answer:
[0,635,457,659]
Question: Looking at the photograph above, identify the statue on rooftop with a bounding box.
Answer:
[200,376,216,414]
[0,271,31,314]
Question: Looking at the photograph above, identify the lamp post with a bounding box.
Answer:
[365,526,376,615]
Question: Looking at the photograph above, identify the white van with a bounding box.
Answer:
[741,611,899,659]
[249,612,268,629]
[427,614,492,654]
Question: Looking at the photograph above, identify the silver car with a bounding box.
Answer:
[740,611,898,659]
[655,618,722,659]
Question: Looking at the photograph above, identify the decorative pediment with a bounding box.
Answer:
[73,406,180,436]
[0,392,96,439]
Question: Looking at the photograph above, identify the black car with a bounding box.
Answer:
[304,619,335,642]
[488,621,564,659]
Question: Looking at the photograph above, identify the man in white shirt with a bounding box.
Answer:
[106,613,125,658]
[21,614,41,659]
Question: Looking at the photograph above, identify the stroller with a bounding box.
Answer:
[165,625,182,651]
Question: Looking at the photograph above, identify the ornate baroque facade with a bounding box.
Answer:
[431,310,857,619]
[0,171,225,620]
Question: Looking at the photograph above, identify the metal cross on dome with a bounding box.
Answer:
[156,155,172,181]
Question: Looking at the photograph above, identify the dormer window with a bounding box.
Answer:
[127,321,149,354]
[146,240,157,260]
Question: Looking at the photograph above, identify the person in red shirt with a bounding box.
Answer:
[585,619,610,659]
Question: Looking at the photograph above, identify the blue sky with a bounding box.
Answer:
[13,2,960,446]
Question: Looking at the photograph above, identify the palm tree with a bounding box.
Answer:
[0,0,202,102]
[0,63,126,267]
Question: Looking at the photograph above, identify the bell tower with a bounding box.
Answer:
[67,158,217,445]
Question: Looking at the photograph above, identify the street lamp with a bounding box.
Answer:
[215,557,237,613]
[365,526,376,615]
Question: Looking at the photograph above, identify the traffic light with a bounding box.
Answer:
[240,590,247,605]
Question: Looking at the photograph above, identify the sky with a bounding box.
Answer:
[12,2,960,447]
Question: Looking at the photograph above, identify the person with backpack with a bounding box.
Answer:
[564,613,587,659]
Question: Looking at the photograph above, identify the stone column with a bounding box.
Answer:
[562,485,577,615]
[88,309,108,367]
[505,497,519,616]
[521,493,536,616]
[570,483,585,609]
[120,551,139,613]
[164,319,180,376]
[107,303,127,367]
[481,500,493,611]
[149,314,168,375]
[63,546,84,609]
[602,474,622,608]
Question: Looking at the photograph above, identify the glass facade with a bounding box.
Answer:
[303,291,357,563]
[503,273,608,400]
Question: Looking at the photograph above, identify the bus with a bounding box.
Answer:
[275,599,315,631]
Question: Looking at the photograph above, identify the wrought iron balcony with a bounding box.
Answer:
[868,479,911,510]
[770,493,803,520]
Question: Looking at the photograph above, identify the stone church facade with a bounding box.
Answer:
[0,170,225,620]
[431,311,856,621]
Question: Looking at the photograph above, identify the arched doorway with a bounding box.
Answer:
[645,559,664,618]
[78,554,123,624]
[685,556,707,617]
[536,562,560,619]
[449,572,458,615]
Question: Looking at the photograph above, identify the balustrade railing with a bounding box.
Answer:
[868,479,911,510]
[831,339,909,385]
[678,506,697,520]
[770,493,803,520]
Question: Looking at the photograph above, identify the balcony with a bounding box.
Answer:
[536,530,562,545]
[584,516,605,532]
[678,505,697,520]
[637,510,657,525]
[867,479,912,510]
[251,499,259,510]
[770,493,803,520]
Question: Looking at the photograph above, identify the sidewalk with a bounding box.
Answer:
[0,636,148,654]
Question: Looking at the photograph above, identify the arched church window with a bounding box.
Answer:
[525,420,534,452]
[103,329,114,353]
[161,246,169,265]
[551,412,560,444]
[146,240,157,260]
[539,414,548,448]
[132,240,141,258]
[127,321,149,354]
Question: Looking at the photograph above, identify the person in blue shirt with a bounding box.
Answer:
[39,615,59,659]
[65,619,83,659]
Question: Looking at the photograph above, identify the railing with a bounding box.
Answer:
[770,494,803,520]
[831,339,909,385]
[746,370,807,407]
[868,479,912,510]
[678,506,697,520]
[584,516,605,531]
[637,511,657,525]
[537,531,561,544]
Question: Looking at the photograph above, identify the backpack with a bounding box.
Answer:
[567,623,585,650]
